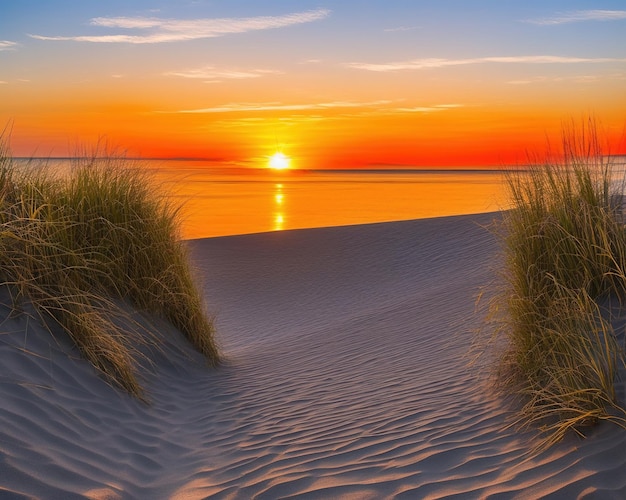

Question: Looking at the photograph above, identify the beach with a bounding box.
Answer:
[1,212,625,499]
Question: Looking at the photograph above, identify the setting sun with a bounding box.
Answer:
[269,152,291,170]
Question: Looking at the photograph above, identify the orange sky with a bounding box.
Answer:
[1,3,625,168]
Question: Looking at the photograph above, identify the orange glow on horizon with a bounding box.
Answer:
[2,3,625,169]
[3,75,625,167]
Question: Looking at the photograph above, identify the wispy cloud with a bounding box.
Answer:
[172,100,394,114]
[383,26,420,32]
[29,9,330,44]
[347,55,626,72]
[0,40,18,51]
[526,9,626,25]
[393,104,463,113]
[165,66,281,81]
[508,73,626,85]
[168,100,465,117]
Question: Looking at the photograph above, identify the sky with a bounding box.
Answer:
[1,0,625,168]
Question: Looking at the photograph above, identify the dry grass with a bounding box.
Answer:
[0,136,220,399]
[491,118,626,449]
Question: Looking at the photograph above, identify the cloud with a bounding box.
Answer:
[0,40,18,50]
[29,9,330,44]
[383,26,420,32]
[346,55,626,72]
[169,100,465,117]
[508,73,626,85]
[526,9,626,25]
[165,66,281,81]
[172,100,394,114]
[393,104,463,113]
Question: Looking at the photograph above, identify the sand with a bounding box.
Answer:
[1,212,625,499]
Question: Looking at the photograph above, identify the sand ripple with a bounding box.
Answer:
[1,214,625,498]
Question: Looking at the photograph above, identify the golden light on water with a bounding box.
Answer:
[275,183,284,204]
[274,213,285,231]
[274,183,285,231]
[163,166,508,240]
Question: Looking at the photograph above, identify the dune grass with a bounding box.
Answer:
[493,119,626,448]
[0,137,220,399]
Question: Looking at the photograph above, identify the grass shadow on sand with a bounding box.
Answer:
[0,134,220,400]
[488,118,626,450]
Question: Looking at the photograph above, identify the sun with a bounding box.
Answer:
[269,152,291,170]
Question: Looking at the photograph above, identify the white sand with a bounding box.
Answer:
[1,213,625,499]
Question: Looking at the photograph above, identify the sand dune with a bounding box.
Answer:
[1,213,625,499]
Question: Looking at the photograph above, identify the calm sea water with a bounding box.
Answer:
[145,161,509,239]
[16,158,510,239]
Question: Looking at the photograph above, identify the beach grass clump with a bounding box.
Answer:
[0,138,220,398]
[495,119,626,447]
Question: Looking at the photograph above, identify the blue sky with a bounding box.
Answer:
[1,1,625,164]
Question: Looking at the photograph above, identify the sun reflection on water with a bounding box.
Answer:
[273,183,285,231]
[274,214,285,231]
[142,162,509,239]
[275,183,284,205]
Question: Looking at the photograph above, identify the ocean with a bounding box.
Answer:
[144,161,509,239]
[15,158,509,240]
